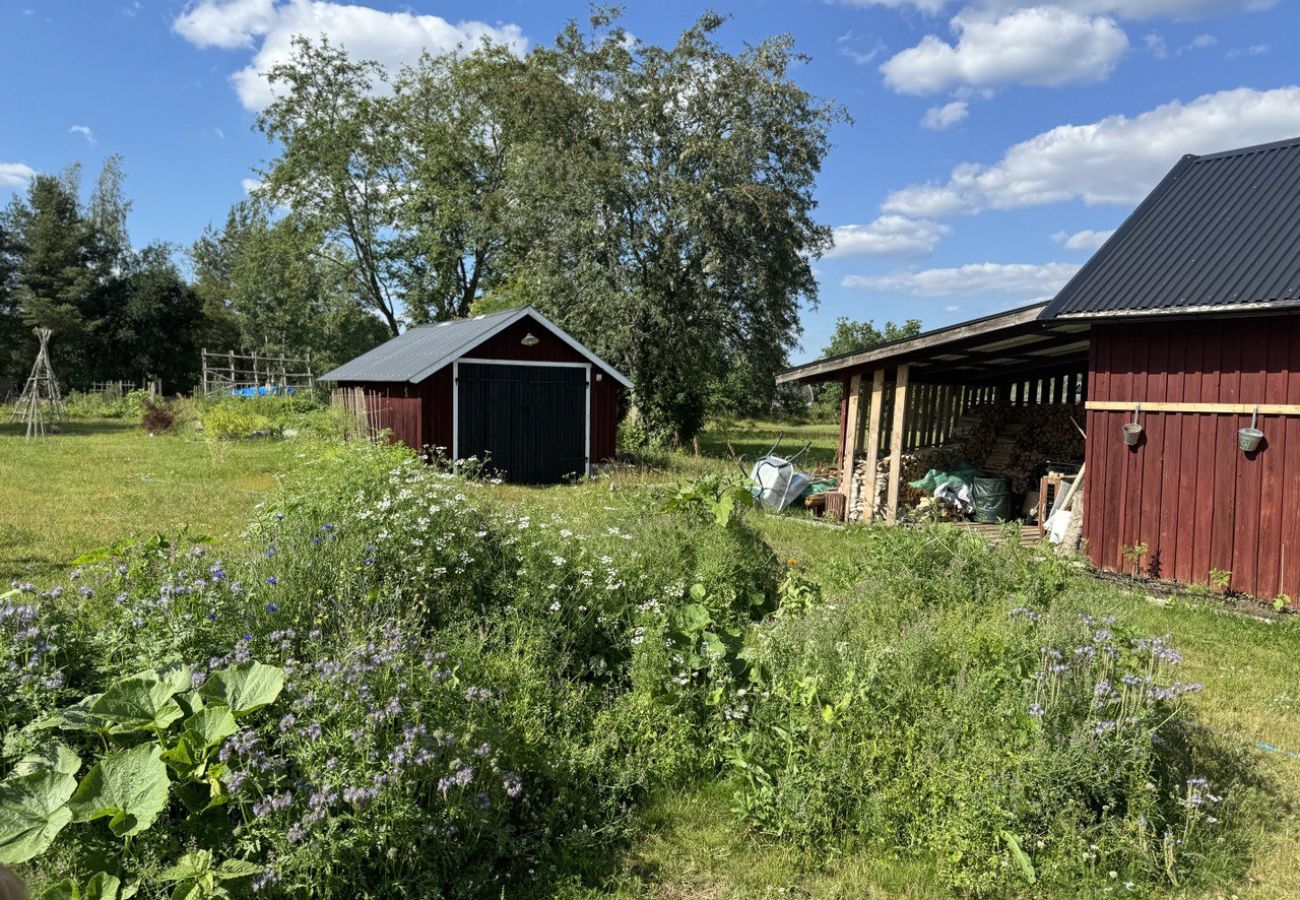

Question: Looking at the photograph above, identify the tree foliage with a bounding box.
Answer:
[809,315,923,419]
[0,161,210,391]
[254,10,843,438]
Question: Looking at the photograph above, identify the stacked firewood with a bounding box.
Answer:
[844,402,1085,519]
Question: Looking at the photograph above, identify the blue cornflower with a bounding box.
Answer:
[207,611,218,622]
[321,523,335,532]
[266,576,278,586]
[265,545,276,559]
[265,602,280,614]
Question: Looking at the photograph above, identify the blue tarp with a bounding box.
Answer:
[229,385,297,397]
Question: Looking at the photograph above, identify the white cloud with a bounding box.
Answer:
[827,217,950,259]
[884,86,1300,216]
[880,8,1128,95]
[69,125,95,144]
[861,0,1276,17]
[1144,33,1168,58]
[1052,228,1116,250]
[1226,43,1269,57]
[173,0,527,110]
[837,0,948,15]
[241,177,263,194]
[921,100,969,130]
[945,304,962,311]
[837,30,887,65]
[0,163,37,189]
[843,261,1081,297]
[984,0,1274,18]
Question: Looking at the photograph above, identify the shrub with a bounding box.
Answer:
[64,389,150,421]
[140,398,176,434]
[726,536,1259,896]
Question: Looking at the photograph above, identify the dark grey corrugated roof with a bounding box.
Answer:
[1043,136,1300,318]
[319,306,634,387]
[320,308,522,383]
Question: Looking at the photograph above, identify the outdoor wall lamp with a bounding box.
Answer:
[520,332,540,347]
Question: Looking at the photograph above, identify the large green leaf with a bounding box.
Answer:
[90,676,184,734]
[81,872,123,900]
[69,744,170,838]
[38,879,78,900]
[184,707,238,748]
[198,662,284,716]
[13,741,81,778]
[0,770,77,864]
[38,694,110,733]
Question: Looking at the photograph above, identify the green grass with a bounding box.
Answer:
[5,414,1298,897]
[0,417,304,582]
[696,417,840,470]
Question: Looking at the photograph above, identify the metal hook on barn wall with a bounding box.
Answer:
[1122,403,1143,446]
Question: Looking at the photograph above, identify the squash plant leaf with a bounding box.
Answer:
[13,741,81,778]
[198,662,284,716]
[184,707,238,748]
[81,872,123,900]
[69,744,170,838]
[37,694,109,733]
[0,770,78,864]
[90,676,184,734]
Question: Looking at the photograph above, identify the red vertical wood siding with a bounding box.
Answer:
[1084,315,1300,601]
[344,314,625,466]
[336,380,423,450]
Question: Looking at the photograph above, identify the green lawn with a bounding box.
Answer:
[0,417,302,582]
[4,415,1298,897]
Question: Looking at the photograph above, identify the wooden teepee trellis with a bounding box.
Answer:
[10,328,67,439]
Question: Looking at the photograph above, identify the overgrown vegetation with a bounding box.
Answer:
[1,437,1282,898]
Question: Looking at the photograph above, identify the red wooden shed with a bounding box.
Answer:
[777,136,1300,603]
[320,307,631,483]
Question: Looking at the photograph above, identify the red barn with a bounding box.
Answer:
[777,136,1300,603]
[320,307,630,483]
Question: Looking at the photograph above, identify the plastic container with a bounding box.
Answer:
[972,476,1012,524]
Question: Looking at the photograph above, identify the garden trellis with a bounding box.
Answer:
[200,348,315,398]
[11,327,68,439]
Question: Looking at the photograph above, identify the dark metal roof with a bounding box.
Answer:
[319,306,633,387]
[777,302,1094,385]
[1043,136,1300,319]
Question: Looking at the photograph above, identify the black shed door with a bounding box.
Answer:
[456,363,588,483]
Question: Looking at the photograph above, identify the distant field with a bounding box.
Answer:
[0,417,300,582]
[696,418,839,469]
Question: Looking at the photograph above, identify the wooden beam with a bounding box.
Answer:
[842,374,864,511]
[862,369,886,523]
[886,363,910,524]
[1086,401,1300,415]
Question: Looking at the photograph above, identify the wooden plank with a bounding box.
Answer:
[1160,327,1186,584]
[842,374,864,508]
[1234,319,1267,596]
[1210,326,1241,588]
[1282,315,1300,601]
[886,364,910,524]
[862,369,886,524]
[836,377,850,467]
[1085,400,1300,414]
[1256,322,1289,599]
[1139,332,1168,578]
[1191,328,1219,585]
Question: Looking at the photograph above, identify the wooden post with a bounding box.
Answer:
[862,368,886,523]
[201,349,208,397]
[886,363,910,524]
[841,373,864,510]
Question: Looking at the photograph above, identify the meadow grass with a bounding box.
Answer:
[4,416,1299,897]
[0,417,302,582]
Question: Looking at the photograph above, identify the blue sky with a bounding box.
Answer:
[2,0,1296,362]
